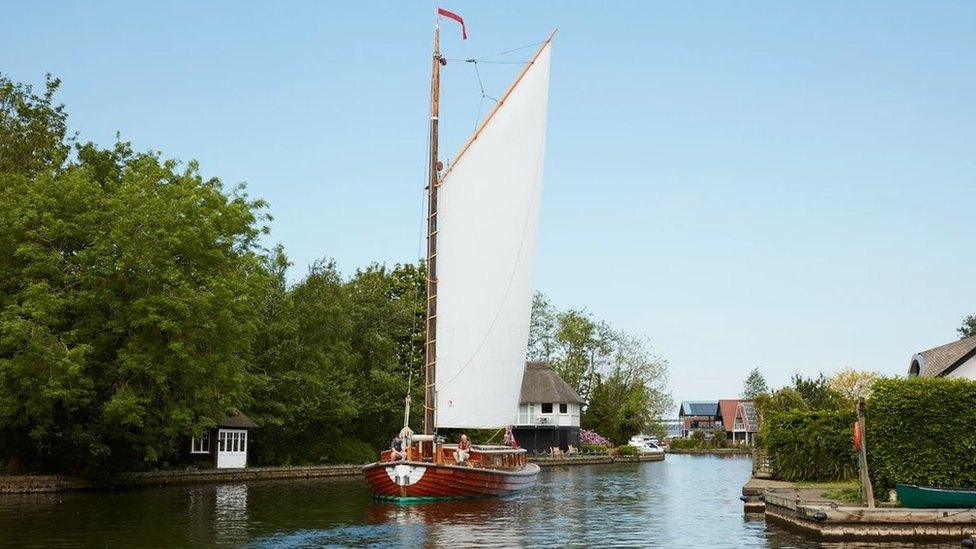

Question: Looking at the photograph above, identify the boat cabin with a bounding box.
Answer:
[186,411,258,469]
[512,361,584,453]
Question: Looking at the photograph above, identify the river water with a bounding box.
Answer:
[0,454,958,547]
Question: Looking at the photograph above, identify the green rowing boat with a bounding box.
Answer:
[896,484,976,508]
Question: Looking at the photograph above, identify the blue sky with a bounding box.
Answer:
[4,1,974,406]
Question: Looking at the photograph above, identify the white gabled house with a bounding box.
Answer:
[908,335,976,380]
[513,361,584,453]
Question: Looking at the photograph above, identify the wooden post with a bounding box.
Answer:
[423,23,441,440]
[858,397,876,508]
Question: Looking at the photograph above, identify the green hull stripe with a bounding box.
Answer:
[372,494,480,503]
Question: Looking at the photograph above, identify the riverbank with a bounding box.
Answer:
[742,477,976,542]
[667,448,752,455]
[530,453,665,466]
[0,454,665,494]
[0,464,363,494]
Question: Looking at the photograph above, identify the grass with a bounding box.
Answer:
[791,480,863,502]
[795,480,857,489]
[822,486,862,502]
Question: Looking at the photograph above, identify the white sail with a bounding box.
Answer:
[435,41,551,429]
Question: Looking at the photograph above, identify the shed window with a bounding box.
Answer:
[541,403,553,414]
[559,403,568,414]
[191,431,211,454]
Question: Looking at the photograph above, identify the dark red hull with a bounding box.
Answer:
[363,461,540,501]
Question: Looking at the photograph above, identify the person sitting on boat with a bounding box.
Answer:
[391,435,407,461]
[453,434,472,465]
[390,426,413,461]
[502,426,518,448]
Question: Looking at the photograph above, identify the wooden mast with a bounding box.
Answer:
[423,23,442,437]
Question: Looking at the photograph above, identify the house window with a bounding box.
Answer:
[191,431,211,454]
[541,403,553,414]
[559,403,568,414]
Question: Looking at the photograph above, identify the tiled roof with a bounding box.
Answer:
[717,399,741,431]
[519,361,585,404]
[912,335,976,377]
[680,401,718,416]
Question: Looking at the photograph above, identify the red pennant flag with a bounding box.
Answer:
[437,7,467,40]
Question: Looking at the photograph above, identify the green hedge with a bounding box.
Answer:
[867,377,976,493]
[765,409,856,482]
[668,438,699,450]
[579,444,607,454]
[615,445,638,456]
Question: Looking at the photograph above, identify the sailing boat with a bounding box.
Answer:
[362,14,552,501]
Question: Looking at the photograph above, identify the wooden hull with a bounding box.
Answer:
[897,484,976,508]
[363,461,540,501]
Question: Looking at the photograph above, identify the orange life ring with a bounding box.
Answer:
[852,421,862,451]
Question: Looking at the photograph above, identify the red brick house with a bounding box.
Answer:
[678,401,719,437]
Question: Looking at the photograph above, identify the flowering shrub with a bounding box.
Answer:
[580,428,610,447]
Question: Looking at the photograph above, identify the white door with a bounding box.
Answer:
[216,429,247,469]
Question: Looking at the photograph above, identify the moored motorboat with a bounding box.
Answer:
[628,435,665,455]
[896,484,976,508]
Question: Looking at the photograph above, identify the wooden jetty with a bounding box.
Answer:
[743,478,976,542]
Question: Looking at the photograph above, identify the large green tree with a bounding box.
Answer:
[0,73,272,474]
[582,332,673,444]
[0,74,71,177]
[247,259,426,465]
[741,367,769,400]
[527,294,615,403]
[791,373,845,411]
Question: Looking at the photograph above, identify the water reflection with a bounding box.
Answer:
[214,484,249,544]
[0,456,962,547]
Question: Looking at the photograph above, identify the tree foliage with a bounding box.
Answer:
[0,74,272,473]
[959,314,976,338]
[248,260,425,465]
[0,74,72,177]
[828,369,880,403]
[741,367,769,400]
[528,293,672,445]
[0,72,428,474]
[791,373,845,411]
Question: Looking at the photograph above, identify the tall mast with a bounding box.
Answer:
[423,24,442,436]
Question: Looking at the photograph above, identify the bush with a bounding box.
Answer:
[616,445,638,456]
[668,438,699,450]
[867,377,976,493]
[765,409,856,482]
[316,440,377,464]
[579,429,610,447]
[579,444,608,454]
